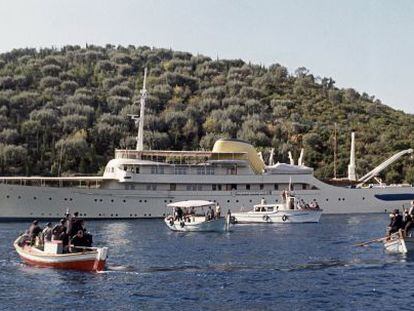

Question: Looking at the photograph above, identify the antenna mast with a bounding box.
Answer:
[129,68,148,152]
[333,123,337,179]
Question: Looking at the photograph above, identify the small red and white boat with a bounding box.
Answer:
[14,235,108,272]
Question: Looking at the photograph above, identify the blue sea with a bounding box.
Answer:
[1,214,413,310]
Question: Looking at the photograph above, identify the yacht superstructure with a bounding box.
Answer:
[1,70,414,219]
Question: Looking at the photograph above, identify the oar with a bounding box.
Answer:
[353,236,388,247]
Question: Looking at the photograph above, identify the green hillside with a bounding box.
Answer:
[0,45,413,182]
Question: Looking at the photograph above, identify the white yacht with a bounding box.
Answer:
[1,71,414,219]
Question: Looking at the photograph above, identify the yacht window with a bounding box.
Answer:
[246,184,250,190]
[174,167,187,175]
[255,207,260,212]
[135,167,140,174]
[267,206,274,211]
[206,167,215,175]
[231,184,237,190]
[212,184,217,191]
[260,184,264,190]
[302,184,307,190]
[197,185,202,190]
[170,184,176,191]
[218,184,222,191]
[274,184,279,190]
[197,167,206,175]
[146,184,157,190]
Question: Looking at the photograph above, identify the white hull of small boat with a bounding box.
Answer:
[384,235,414,254]
[164,217,230,232]
[14,235,108,272]
[232,210,323,224]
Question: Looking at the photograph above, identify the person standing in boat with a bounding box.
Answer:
[28,220,42,245]
[52,219,67,242]
[41,222,53,243]
[404,202,414,235]
[387,209,404,236]
[215,203,221,219]
[70,212,83,238]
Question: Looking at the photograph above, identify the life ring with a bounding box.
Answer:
[262,215,270,222]
[282,215,288,222]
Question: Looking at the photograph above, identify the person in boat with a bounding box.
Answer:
[41,222,53,243]
[83,228,93,247]
[210,206,215,220]
[64,212,72,236]
[404,205,414,236]
[215,203,221,219]
[281,190,287,202]
[70,212,83,237]
[174,207,183,221]
[52,219,67,242]
[28,220,42,245]
[387,209,404,236]
[70,229,91,252]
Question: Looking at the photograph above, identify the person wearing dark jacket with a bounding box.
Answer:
[28,220,42,245]
[388,209,404,236]
[52,219,67,243]
[70,230,90,252]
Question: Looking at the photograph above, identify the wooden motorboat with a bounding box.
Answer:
[14,235,108,272]
[232,193,322,224]
[384,230,414,254]
[164,200,231,232]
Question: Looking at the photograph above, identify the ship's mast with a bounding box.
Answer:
[348,131,356,181]
[129,68,147,151]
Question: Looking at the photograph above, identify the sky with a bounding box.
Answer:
[0,0,413,113]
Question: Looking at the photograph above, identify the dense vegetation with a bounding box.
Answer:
[0,45,413,182]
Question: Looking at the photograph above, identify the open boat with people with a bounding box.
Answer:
[164,200,231,232]
[383,230,414,254]
[231,192,322,224]
[14,234,108,272]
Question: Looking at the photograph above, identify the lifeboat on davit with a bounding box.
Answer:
[14,235,108,272]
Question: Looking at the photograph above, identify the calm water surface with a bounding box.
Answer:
[1,214,413,310]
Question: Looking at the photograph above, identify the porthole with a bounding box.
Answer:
[18,196,21,199]
[144,214,147,216]
[227,200,230,203]
[69,198,72,201]
[249,200,252,203]
[362,197,365,200]
[84,214,87,216]
[6,195,9,198]
[144,200,147,203]
[164,200,167,203]
[236,200,239,203]
[64,198,67,201]
[110,214,113,217]
[169,200,172,203]
[134,214,137,217]
[115,214,118,216]
[130,214,132,217]
[338,198,341,201]
[94,199,97,202]
[99,199,103,202]
[139,200,142,203]
[162,213,165,217]
[123,200,126,203]
[49,197,52,200]
[149,214,151,216]
[111,199,114,202]
[30,212,33,215]
[342,198,345,201]
[326,199,329,201]
[33,197,37,200]
[98,213,102,216]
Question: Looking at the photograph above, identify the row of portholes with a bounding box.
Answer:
[29,212,88,217]
[325,197,366,202]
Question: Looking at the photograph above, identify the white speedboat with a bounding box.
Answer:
[164,200,230,232]
[232,193,322,223]
[384,230,414,254]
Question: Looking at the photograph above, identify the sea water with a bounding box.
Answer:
[1,214,413,310]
